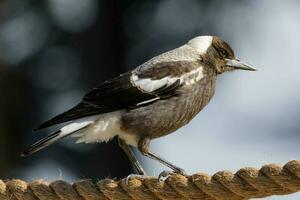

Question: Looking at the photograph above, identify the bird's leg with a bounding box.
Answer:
[138,137,186,178]
[118,138,146,175]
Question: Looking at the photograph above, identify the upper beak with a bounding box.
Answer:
[226,58,257,71]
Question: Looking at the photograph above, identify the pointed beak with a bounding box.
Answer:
[226,58,257,71]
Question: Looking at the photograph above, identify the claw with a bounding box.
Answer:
[158,170,173,181]
[158,168,187,182]
[124,174,147,185]
[176,168,187,176]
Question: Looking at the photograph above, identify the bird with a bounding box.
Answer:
[21,35,256,177]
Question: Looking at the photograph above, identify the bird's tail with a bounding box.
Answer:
[20,120,93,157]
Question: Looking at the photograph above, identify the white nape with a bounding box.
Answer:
[188,36,213,54]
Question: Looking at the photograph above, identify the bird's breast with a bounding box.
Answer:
[120,74,217,139]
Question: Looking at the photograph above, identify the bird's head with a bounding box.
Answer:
[188,36,256,74]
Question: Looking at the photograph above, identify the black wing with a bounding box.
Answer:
[34,71,181,131]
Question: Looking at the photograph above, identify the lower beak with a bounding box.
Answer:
[226,58,257,71]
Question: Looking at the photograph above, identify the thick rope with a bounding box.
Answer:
[1,160,300,200]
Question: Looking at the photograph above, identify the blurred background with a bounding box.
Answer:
[0,0,299,199]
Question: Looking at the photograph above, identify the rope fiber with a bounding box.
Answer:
[1,160,300,200]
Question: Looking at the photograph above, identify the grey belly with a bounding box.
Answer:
[120,77,216,140]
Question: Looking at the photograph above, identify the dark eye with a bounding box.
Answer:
[219,49,228,58]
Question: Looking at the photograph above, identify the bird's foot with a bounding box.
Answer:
[158,168,187,182]
[124,174,147,185]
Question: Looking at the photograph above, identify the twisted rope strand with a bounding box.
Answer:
[1,160,300,200]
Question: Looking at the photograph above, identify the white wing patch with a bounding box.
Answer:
[182,67,204,86]
[131,66,204,93]
[131,74,178,92]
